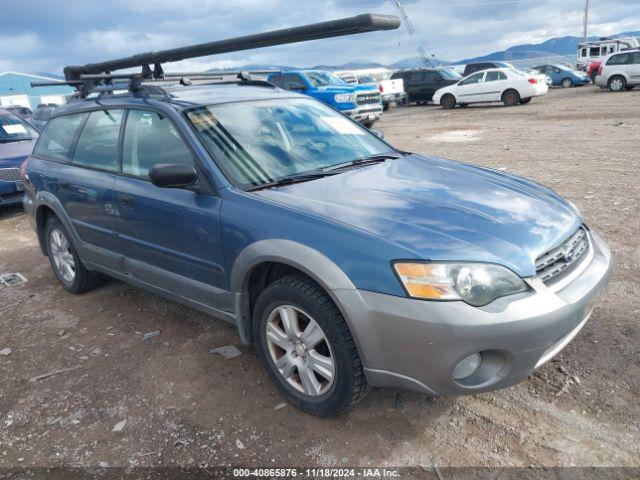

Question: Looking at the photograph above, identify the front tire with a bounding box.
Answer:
[502,89,520,107]
[440,94,456,109]
[45,217,105,293]
[608,76,626,92]
[253,275,369,416]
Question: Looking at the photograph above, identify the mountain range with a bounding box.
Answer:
[225,30,640,71]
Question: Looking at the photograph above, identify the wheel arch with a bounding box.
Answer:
[230,240,357,346]
[34,192,79,256]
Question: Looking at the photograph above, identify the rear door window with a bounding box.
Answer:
[282,74,305,90]
[122,109,195,179]
[607,53,631,65]
[632,52,640,64]
[72,109,124,172]
[33,113,86,161]
[423,72,439,83]
[269,75,284,87]
[485,71,507,82]
[408,72,424,83]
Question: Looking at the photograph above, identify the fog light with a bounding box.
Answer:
[453,353,481,380]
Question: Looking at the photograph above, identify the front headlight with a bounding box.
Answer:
[334,93,355,103]
[393,262,528,307]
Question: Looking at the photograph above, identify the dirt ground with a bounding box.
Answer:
[1,86,638,471]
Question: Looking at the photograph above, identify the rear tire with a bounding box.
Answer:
[502,89,520,107]
[253,274,369,416]
[45,217,105,294]
[440,94,456,109]
[561,78,573,88]
[608,76,626,92]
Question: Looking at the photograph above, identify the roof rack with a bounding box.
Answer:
[31,14,399,98]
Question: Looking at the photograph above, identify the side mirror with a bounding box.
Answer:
[149,163,198,188]
[370,129,385,139]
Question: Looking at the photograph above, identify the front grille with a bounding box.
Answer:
[0,168,21,182]
[356,92,381,105]
[536,226,590,284]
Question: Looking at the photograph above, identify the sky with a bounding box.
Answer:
[1,0,639,74]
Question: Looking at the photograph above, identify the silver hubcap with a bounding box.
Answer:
[611,79,623,91]
[50,228,75,283]
[265,305,335,397]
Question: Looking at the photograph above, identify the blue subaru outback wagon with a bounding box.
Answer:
[23,82,611,416]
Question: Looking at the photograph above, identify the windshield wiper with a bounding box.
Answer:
[321,153,401,172]
[0,138,34,143]
[246,171,338,192]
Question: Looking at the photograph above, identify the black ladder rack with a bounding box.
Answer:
[31,13,400,98]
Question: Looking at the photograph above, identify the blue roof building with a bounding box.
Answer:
[0,72,75,110]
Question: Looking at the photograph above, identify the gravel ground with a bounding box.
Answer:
[0,86,638,471]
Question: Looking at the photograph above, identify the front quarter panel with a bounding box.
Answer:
[222,189,411,298]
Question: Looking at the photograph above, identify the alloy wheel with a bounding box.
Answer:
[610,78,624,91]
[49,228,76,283]
[265,305,335,397]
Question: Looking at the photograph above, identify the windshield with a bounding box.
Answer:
[358,74,376,84]
[186,98,394,189]
[440,69,462,80]
[555,64,572,71]
[303,71,347,87]
[0,113,39,143]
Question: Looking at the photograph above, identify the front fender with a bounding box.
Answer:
[230,239,358,346]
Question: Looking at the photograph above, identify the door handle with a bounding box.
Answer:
[59,179,69,189]
[119,194,134,208]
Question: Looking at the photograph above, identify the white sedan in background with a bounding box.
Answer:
[433,68,549,109]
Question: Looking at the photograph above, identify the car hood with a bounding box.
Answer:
[255,154,581,277]
[0,139,37,168]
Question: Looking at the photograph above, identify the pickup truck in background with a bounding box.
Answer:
[268,70,383,127]
[334,68,407,110]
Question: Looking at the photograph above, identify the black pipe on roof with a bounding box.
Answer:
[63,13,400,80]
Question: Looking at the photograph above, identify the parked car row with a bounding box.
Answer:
[0,108,39,210]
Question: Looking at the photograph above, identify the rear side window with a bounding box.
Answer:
[122,110,195,178]
[633,52,640,64]
[33,113,86,161]
[72,109,123,172]
[607,53,631,65]
[269,75,283,87]
[485,71,507,82]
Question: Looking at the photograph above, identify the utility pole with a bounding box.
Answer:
[582,0,590,40]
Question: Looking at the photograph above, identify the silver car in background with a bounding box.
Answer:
[595,49,640,91]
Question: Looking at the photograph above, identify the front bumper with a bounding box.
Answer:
[335,229,611,396]
[381,92,407,104]
[0,178,24,208]
[344,105,383,124]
